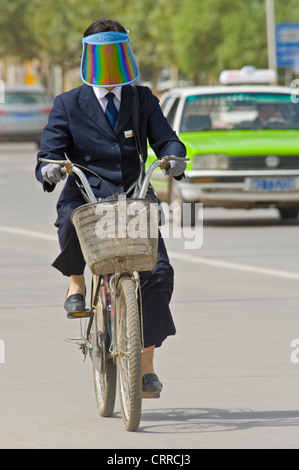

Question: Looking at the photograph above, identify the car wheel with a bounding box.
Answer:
[278,208,299,219]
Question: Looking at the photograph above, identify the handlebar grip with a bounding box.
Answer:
[160,156,189,171]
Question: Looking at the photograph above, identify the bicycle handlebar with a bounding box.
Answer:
[39,155,189,203]
[39,157,99,202]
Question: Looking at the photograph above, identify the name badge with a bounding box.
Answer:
[124,130,134,138]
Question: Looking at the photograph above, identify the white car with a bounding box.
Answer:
[147,84,299,223]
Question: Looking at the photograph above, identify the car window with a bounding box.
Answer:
[5,92,51,105]
[165,97,180,127]
[180,92,299,131]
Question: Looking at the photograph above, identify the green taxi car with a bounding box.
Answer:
[147,85,299,223]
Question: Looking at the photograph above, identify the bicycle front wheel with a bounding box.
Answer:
[116,276,142,431]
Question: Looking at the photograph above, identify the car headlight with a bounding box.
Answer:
[193,154,229,170]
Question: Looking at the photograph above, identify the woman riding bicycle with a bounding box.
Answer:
[35,18,186,396]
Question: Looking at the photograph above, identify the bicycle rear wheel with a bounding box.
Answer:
[92,276,117,417]
[116,276,142,431]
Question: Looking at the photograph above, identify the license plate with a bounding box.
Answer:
[246,177,299,192]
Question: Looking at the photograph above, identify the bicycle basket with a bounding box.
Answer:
[71,198,159,275]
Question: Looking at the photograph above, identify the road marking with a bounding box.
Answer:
[0,225,56,241]
[1,225,299,281]
[168,251,299,281]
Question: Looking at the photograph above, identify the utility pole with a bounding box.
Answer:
[265,0,277,74]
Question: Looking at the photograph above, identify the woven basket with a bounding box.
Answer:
[71,198,159,275]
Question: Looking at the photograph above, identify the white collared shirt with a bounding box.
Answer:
[92,86,122,113]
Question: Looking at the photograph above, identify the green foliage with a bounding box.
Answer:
[0,0,39,59]
[1,0,299,85]
[218,1,268,72]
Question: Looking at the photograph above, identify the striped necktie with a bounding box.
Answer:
[105,92,118,128]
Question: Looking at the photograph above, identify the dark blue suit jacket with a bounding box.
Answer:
[35,83,186,278]
[35,84,186,205]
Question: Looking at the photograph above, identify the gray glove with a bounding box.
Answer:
[41,163,65,185]
[163,158,186,177]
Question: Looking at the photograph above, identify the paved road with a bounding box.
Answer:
[1,143,299,450]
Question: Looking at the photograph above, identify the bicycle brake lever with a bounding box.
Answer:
[160,157,170,171]
[63,160,73,174]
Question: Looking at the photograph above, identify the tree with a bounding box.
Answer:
[2,0,299,89]
[0,0,40,59]
[173,0,228,84]
[114,0,184,87]
[218,0,268,72]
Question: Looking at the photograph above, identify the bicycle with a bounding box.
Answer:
[39,154,189,431]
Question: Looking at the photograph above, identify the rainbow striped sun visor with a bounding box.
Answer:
[80,31,139,87]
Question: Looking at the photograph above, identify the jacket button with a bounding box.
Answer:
[115,163,121,168]
[112,142,119,148]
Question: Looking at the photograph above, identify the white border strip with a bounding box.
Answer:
[168,251,299,281]
[0,225,56,241]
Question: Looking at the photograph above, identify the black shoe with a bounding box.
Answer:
[64,293,86,314]
[142,373,163,398]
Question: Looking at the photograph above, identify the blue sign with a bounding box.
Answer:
[276,23,299,68]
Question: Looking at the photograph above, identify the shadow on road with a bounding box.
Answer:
[137,407,299,433]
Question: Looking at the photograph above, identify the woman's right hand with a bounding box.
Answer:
[41,163,66,185]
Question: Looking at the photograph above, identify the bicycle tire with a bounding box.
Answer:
[92,276,117,417]
[116,276,142,431]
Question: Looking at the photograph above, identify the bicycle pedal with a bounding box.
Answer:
[141,391,161,399]
[67,310,92,320]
